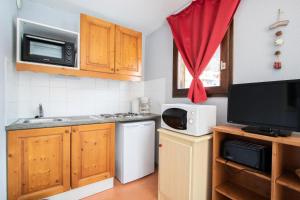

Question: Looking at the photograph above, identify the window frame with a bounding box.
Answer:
[172,22,234,98]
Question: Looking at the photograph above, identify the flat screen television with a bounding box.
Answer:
[227,79,300,136]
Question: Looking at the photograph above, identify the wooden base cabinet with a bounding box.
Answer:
[8,127,71,200]
[7,123,115,200]
[71,123,115,188]
[158,128,212,200]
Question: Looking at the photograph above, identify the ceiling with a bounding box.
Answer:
[28,0,191,35]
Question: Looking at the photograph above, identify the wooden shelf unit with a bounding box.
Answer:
[216,182,268,200]
[277,172,300,192]
[212,125,300,200]
[216,157,271,181]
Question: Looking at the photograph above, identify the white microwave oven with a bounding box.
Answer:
[161,104,216,136]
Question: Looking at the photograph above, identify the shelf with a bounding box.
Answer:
[16,62,142,81]
[16,18,80,69]
[213,125,300,147]
[216,182,268,200]
[277,172,300,192]
[216,157,271,181]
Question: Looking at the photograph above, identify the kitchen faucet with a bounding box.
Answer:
[37,104,44,118]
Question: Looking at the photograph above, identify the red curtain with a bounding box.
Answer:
[167,0,240,103]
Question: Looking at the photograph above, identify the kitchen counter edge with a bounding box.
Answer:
[6,114,161,132]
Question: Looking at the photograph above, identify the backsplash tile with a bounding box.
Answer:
[95,79,108,90]
[144,78,166,114]
[6,71,145,123]
[49,75,67,88]
[30,73,50,87]
[50,87,67,101]
[18,72,31,87]
[48,100,67,117]
[18,85,32,101]
[31,86,50,103]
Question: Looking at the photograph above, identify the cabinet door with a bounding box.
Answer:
[158,134,193,200]
[71,123,115,188]
[8,127,71,200]
[115,25,142,76]
[81,14,115,73]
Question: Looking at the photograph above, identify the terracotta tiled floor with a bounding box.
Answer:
[82,172,158,200]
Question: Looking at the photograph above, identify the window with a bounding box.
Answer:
[173,23,233,98]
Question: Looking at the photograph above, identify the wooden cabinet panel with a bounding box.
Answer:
[81,14,115,73]
[115,25,142,76]
[71,123,115,188]
[158,129,212,200]
[8,127,71,200]
[159,134,193,200]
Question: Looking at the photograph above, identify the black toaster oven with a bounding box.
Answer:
[22,34,75,67]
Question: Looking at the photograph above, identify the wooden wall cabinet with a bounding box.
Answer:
[71,123,115,188]
[115,25,142,76]
[8,123,115,200]
[81,14,115,73]
[158,128,212,200]
[80,14,142,79]
[8,127,71,200]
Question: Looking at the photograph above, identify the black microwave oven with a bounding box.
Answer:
[22,34,75,67]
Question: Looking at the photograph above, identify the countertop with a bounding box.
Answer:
[6,113,161,131]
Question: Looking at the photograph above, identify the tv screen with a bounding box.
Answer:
[228,79,300,131]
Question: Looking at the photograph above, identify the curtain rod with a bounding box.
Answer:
[171,0,195,15]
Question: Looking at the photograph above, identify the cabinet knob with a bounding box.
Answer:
[159,144,163,148]
[111,68,114,71]
[65,130,69,134]
[116,68,119,71]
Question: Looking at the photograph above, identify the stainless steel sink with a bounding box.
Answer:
[16,118,70,124]
[15,115,101,124]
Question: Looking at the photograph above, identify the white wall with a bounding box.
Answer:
[0,0,16,199]
[5,0,145,124]
[234,0,300,84]
[144,0,300,124]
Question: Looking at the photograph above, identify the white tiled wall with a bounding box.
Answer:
[144,78,166,114]
[6,71,144,124]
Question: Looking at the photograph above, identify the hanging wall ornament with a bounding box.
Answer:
[269,9,289,30]
[274,31,284,46]
[273,51,282,70]
[269,9,289,70]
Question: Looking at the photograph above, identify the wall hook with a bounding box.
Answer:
[269,9,289,30]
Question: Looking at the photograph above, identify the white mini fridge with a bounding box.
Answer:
[116,121,155,184]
